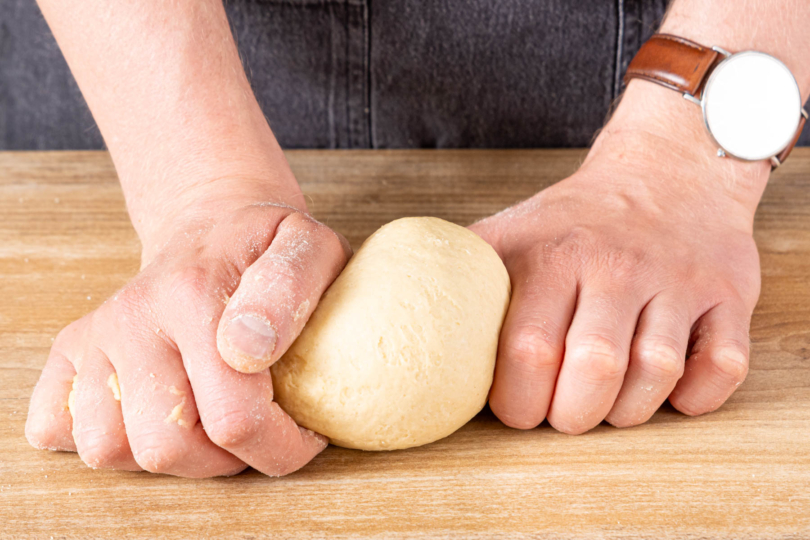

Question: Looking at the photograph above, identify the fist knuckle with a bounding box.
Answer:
[492,407,542,430]
[595,247,645,282]
[670,394,709,417]
[548,415,589,435]
[504,326,563,376]
[606,397,655,428]
[711,346,749,383]
[606,414,640,429]
[77,433,126,469]
[542,226,596,271]
[634,340,685,381]
[568,334,626,382]
[560,226,597,249]
[204,406,261,448]
[132,439,186,474]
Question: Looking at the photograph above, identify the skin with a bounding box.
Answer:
[25,0,810,476]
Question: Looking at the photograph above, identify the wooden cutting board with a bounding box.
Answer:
[1,149,808,539]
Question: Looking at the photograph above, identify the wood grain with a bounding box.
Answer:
[0,149,808,539]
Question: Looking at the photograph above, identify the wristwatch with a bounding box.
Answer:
[624,33,807,168]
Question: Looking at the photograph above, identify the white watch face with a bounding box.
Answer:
[701,51,802,161]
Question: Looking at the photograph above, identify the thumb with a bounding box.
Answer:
[217,212,352,373]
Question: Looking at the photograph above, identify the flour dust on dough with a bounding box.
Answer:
[271,217,511,451]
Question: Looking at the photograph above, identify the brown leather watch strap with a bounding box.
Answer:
[772,112,807,167]
[624,34,720,96]
[625,33,806,168]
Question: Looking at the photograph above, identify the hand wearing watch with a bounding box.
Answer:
[624,33,808,168]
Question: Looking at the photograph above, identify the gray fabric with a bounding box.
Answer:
[0,0,104,149]
[370,0,630,148]
[1,0,807,150]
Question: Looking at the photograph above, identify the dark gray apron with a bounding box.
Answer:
[6,1,802,151]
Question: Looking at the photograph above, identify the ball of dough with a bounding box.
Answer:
[271,217,511,451]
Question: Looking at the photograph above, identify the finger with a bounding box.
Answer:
[217,212,351,373]
[606,293,689,427]
[72,347,141,471]
[668,297,751,416]
[25,319,89,452]
[100,297,246,477]
[488,262,576,429]
[176,318,328,477]
[26,349,77,451]
[547,286,641,434]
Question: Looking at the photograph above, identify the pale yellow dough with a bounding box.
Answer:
[271,217,511,450]
[107,373,121,401]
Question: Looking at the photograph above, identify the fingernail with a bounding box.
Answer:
[224,314,277,360]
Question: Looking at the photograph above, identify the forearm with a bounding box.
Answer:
[36,0,303,250]
[592,0,810,213]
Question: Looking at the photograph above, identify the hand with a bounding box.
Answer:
[471,91,767,433]
[31,0,354,478]
[25,191,351,477]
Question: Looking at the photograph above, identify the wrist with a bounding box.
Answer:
[586,79,770,215]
